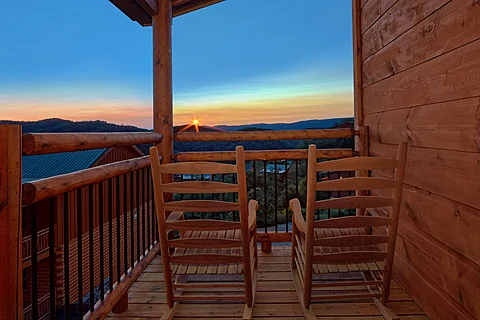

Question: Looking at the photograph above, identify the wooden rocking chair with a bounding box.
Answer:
[290,143,408,320]
[150,145,258,320]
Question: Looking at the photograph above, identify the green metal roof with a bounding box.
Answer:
[22,149,107,183]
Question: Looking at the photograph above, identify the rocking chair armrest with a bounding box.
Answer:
[248,200,258,231]
[166,211,184,222]
[289,198,306,233]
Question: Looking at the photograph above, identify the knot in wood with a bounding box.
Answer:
[424,23,435,33]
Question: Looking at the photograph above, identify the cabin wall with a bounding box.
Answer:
[359,1,480,319]
[93,146,144,167]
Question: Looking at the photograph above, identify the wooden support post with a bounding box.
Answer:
[0,125,23,320]
[153,0,173,169]
[352,0,363,152]
[260,241,272,254]
[112,293,129,313]
[153,0,174,236]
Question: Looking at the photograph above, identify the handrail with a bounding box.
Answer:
[175,149,354,162]
[22,155,158,206]
[175,128,353,142]
[22,132,163,155]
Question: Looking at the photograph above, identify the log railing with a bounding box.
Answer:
[17,131,162,320]
[3,126,361,319]
[173,128,357,249]
[22,132,163,155]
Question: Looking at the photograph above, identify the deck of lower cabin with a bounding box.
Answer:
[106,246,429,320]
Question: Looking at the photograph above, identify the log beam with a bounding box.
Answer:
[22,156,155,206]
[175,149,354,162]
[22,132,162,155]
[0,125,23,320]
[175,128,353,142]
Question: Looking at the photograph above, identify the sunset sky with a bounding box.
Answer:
[0,0,354,128]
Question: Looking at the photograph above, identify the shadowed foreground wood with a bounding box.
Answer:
[105,246,427,319]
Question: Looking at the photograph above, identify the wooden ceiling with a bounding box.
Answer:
[109,0,224,26]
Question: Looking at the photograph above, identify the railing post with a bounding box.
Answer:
[0,125,23,320]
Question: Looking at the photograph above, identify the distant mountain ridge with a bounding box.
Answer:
[0,117,353,133]
[217,117,354,131]
[0,118,151,133]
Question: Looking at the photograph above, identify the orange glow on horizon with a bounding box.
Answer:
[0,92,353,128]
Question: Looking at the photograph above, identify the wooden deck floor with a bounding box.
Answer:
[107,246,429,319]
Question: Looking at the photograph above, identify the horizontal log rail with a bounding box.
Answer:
[175,149,354,162]
[22,155,158,206]
[22,132,163,155]
[175,128,353,142]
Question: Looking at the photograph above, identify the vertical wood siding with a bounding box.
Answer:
[360,0,480,319]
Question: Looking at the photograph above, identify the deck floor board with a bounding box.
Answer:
[107,246,428,319]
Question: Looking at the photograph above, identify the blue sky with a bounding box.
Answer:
[0,0,354,127]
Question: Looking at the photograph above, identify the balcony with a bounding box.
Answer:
[1,0,478,318]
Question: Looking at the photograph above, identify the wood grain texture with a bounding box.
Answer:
[360,0,480,317]
[363,38,480,115]
[175,149,354,162]
[22,132,162,156]
[397,185,480,267]
[153,0,173,166]
[361,0,397,33]
[175,128,353,142]
[165,219,241,231]
[313,235,389,247]
[157,161,237,174]
[314,216,392,228]
[163,200,240,213]
[316,156,399,171]
[353,0,364,132]
[105,247,428,319]
[316,177,395,190]
[161,181,238,193]
[0,125,23,320]
[370,142,480,210]
[393,251,474,320]
[365,97,480,152]
[363,0,480,86]
[169,254,243,265]
[362,0,449,59]
[396,222,480,318]
[315,196,394,210]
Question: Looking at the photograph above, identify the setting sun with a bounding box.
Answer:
[192,119,199,125]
